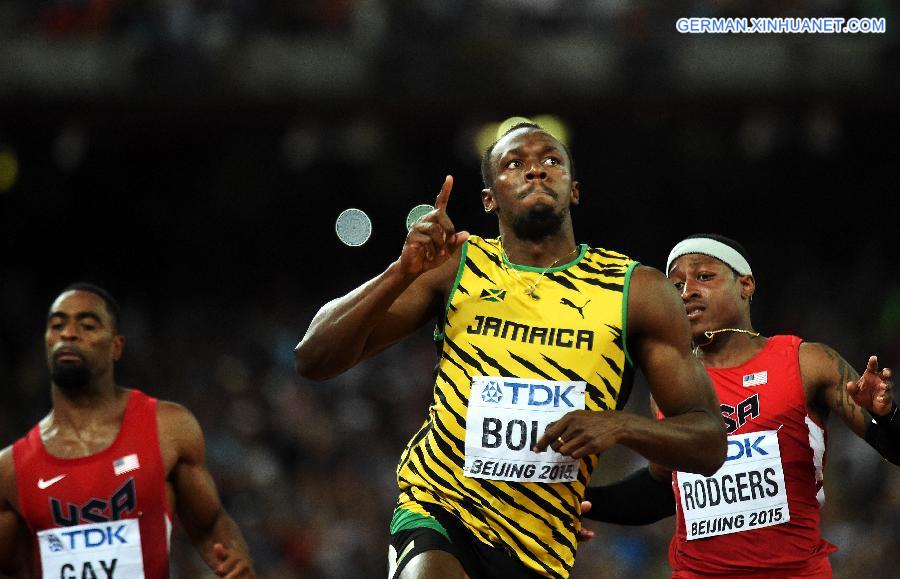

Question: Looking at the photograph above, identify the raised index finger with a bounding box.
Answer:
[435,175,454,212]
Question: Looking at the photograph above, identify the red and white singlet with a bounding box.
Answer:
[669,335,837,578]
[13,389,172,578]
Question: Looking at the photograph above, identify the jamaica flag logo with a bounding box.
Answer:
[480,288,506,302]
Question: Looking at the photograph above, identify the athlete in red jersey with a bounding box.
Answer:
[0,283,256,578]
[580,234,897,578]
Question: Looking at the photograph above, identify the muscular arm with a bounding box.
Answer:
[161,403,255,578]
[618,266,726,475]
[293,255,457,380]
[0,447,31,578]
[800,342,867,436]
[294,176,468,380]
[803,345,899,464]
[536,266,725,475]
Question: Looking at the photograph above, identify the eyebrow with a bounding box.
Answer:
[500,144,564,161]
[48,311,104,325]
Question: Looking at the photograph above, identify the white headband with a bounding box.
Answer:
[666,238,752,276]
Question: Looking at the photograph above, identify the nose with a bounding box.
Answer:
[525,163,547,181]
[680,279,700,301]
[59,320,80,341]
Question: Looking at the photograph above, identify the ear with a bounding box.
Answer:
[112,335,125,362]
[481,188,495,213]
[570,181,580,206]
[739,274,756,302]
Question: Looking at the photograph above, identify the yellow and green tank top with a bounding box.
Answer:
[395,235,638,578]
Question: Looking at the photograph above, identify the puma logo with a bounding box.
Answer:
[560,298,591,318]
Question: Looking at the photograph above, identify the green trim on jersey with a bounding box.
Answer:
[397,235,635,579]
[621,260,640,368]
[389,507,451,542]
[500,243,588,273]
[434,240,470,342]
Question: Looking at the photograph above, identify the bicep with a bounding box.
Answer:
[164,407,224,533]
[363,256,457,357]
[801,343,867,437]
[628,267,717,416]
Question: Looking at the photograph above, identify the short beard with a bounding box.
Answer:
[51,363,91,392]
[510,203,566,241]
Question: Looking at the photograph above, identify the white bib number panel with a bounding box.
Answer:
[39,518,144,579]
[678,429,790,540]
[464,376,585,483]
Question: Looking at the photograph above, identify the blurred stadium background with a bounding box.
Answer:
[1,1,899,577]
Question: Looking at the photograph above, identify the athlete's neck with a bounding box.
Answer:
[49,383,126,428]
[498,227,578,268]
[41,386,129,458]
[695,328,766,368]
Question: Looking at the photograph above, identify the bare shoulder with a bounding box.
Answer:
[156,400,204,457]
[628,265,678,306]
[626,264,687,336]
[799,341,858,390]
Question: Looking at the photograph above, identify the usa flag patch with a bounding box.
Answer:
[113,454,140,476]
[742,371,768,387]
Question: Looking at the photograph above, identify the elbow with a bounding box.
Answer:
[698,422,728,477]
[293,344,323,381]
[698,454,725,478]
[293,344,341,382]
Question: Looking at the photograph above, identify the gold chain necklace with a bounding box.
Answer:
[693,328,761,356]
[499,238,580,300]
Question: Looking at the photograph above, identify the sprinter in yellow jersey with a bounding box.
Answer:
[294,122,726,579]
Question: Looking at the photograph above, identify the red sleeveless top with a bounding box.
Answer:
[13,389,172,578]
[669,335,837,577]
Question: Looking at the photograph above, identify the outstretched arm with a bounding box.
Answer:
[294,176,469,380]
[535,266,725,476]
[805,347,899,464]
[161,403,255,578]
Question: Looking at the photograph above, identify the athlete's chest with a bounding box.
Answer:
[25,448,159,528]
[708,342,807,432]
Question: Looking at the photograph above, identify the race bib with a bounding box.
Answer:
[39,518,144,579]
[677,429,790,540]
[464,376,586,483]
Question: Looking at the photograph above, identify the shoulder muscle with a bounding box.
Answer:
[157,401,205,465]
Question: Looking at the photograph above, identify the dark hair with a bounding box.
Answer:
[682,233,751,276]
[480,122,575,188]
[60,282,122,331]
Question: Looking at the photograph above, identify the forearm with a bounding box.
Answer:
[583,466,675,524]
[865,402,900,466]
[193,509,252,567]
[620,410,725,476]
[294,259,418,379]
